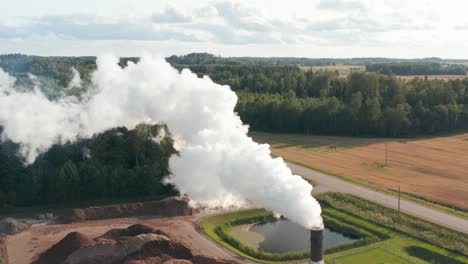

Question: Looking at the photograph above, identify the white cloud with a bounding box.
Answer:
[152,8,192,24]
[0,0,467,57]
[317,0,371,11]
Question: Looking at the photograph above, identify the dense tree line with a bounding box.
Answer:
[2,54,468,138]
[0,54,96,87]
[234,73,468,136]
[167,53,468,67]
[366,62,468,76]
[0,124,177,208]
[2,54,468,208]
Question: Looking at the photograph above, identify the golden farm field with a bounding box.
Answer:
[301,65,365,77]
[251,132,468,210]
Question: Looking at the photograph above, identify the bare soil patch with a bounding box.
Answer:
[66,197,196,223]
[5,215,245,264]
[5,197,247,264]
[252,132,468,209]
[0,234,7,264]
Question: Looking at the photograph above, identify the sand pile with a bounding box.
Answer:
[0,234,7,263]
[67,197,196,222]
[0,218,30,235]
[125,258,192,264]
[124,255,239,264]
[35,224,238,264]
[64,233,164,264]
[33,232,95,264]
[98,224,169,241]
[124,237,193,261]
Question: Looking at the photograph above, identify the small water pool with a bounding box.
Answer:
[246,219,356,254]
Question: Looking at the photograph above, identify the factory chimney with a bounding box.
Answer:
[310,229,324,264]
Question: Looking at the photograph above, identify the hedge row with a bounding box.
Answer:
[322,216,380,254]
[215,223,308,261]
[215,213,381,261]
[317,192,468,255]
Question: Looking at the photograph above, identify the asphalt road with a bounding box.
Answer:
[287,162,468,234]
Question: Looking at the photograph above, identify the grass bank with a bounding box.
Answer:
[317,192,468,256]
[200,209,304,264]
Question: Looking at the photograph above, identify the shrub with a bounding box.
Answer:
[405,246,466,264]
[215,213,379,261]
[317,192,468,255]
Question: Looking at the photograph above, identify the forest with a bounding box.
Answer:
[176,60,468,136]
[0,124,177,208]
[366,62,468,75]
[1,53,468,208]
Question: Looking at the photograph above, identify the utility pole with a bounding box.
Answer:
[385,143,388,166]
[398,185,401,222]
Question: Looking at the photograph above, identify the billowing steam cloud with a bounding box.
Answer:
[0,54,323,229]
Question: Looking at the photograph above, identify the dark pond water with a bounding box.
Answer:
[250,220,356,254]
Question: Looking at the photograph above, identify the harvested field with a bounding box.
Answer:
[252,132,468,210]
[301,65,365,77]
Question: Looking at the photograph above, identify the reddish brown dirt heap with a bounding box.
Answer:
[125,255,239,264]
[36,223,239,264]
[33,232,95,264]
[125,240,240,264]
[0,217,30,235]
[67,197,196,222]
[191,255,239,264]
[125,239,193,261]
[98,224,169,241]
[0,234,8,263]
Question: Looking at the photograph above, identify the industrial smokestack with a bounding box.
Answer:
[310,229,324,264]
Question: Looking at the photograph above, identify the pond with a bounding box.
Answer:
[233,219,357,254]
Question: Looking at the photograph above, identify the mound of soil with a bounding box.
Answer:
[0,234,8,263]
[125,238,193,261]
[191,255,239,264]
[126,257,192,264]
[33,232,95,264]
[67,197,196,223]
[98,224,169,241]
[64,234,164,264]
[37,223,239,264]
[0,218,30,235]
[125,255,239,264]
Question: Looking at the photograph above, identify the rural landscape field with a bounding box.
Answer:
[252,132,468,210]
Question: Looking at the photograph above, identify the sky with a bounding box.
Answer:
[1,0,468,58]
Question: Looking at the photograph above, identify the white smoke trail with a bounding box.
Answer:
[67,67,82,89]
[0,54,323,229]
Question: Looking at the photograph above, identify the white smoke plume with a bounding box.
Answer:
[67,67,82,89]
[0,54,323,229]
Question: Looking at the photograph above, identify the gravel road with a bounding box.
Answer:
[288,162,468,234]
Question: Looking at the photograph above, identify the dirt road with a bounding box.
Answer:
[289,162,468,234]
